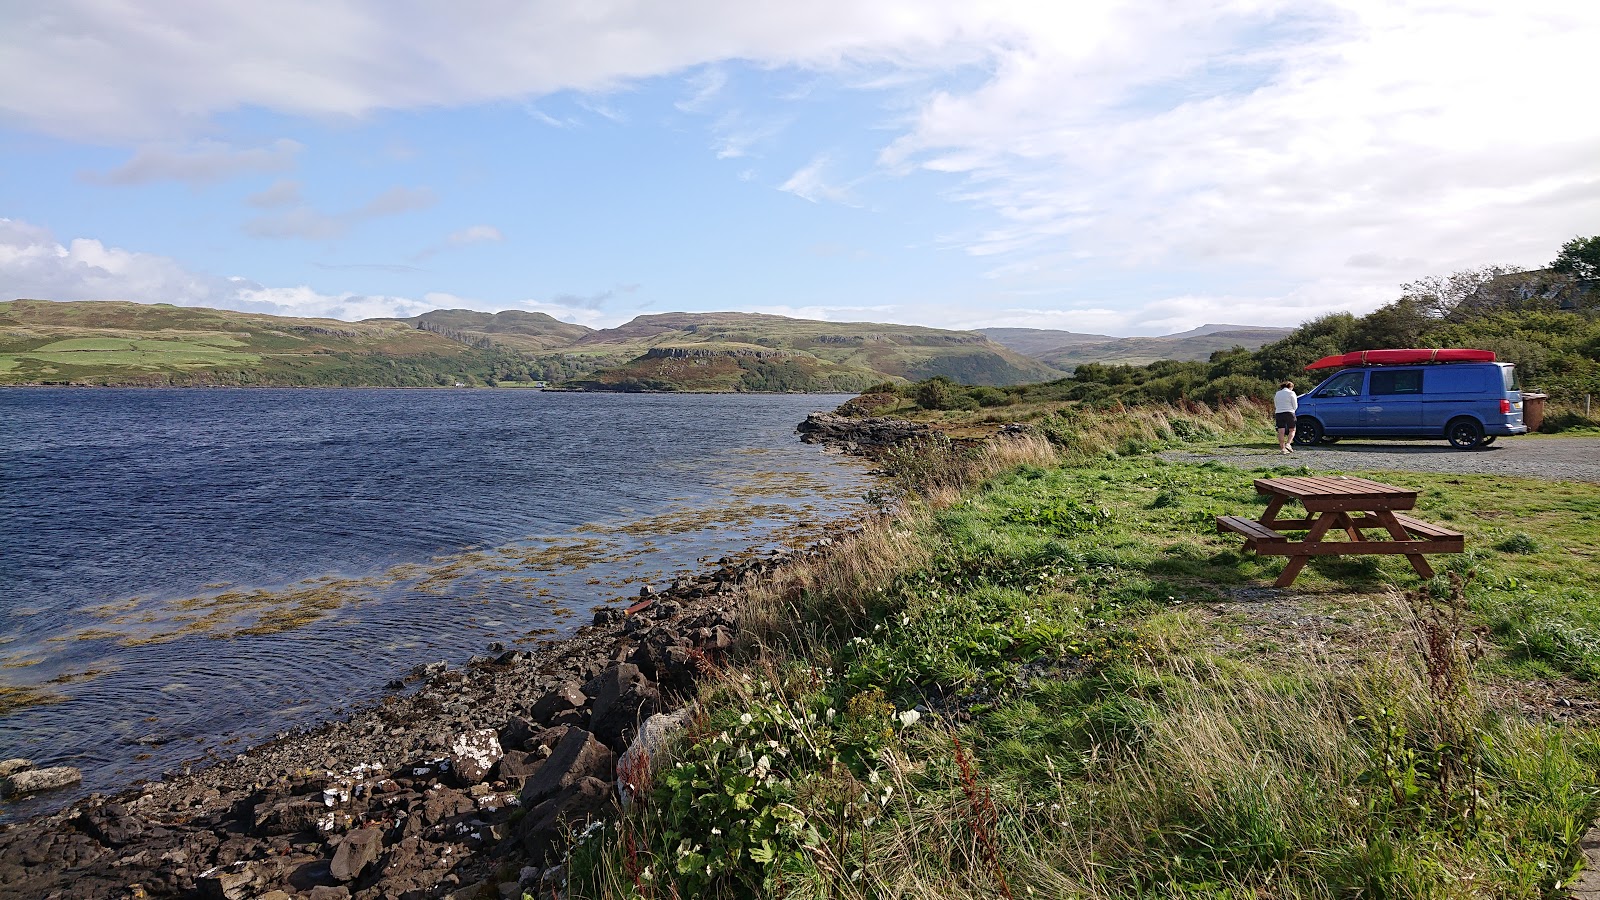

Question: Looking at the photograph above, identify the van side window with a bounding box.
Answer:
[1317,371,1365,397]
[1370,369,1423,395]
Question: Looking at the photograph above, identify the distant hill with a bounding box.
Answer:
[0,299,530,387]
[982,324,1293,369]
[977,327,1115,357]
[0,301,1067,390]
[564,312,1065,390]
[381,309,594,352]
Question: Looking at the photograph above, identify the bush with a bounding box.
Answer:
[913,377,979,411]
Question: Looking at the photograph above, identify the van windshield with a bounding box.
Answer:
[1502,365,1519,391]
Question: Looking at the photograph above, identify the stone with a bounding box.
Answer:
[616,709,691,807]
[2,765,82,796]
[253,796,329,835]
[520,728,615,807]
[498,716,538,752]
[196,865,254,900]
[421,788,476,826]
[78,802,145,847]
[519,777,612,863]
[0,759,32,778]
[329,827,382,882]
[495,750,544,786]
[530,682,586,723]
[447,729,503,786]
[583,663,661,748]
[258,892,293,900]
[307,886,352,900]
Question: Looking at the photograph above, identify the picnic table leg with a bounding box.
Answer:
[1258,495,1286,527]
[1275,512,1338,588]
[1336,512,1363,542]
[1374,509,1435,579]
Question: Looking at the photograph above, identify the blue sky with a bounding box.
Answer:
[1,1,1595,335]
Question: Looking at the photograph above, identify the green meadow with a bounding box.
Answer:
[574,406,1600,899]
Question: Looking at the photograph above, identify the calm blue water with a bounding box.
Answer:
[0,389,871,819]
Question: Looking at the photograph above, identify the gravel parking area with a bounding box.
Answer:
[1161,436,1600,482]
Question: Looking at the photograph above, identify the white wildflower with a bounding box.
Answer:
[897,709,921,728]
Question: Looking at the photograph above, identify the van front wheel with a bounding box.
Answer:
[1447,418,1485,449]
[1293,417,1323,445]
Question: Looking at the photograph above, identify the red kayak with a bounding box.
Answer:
[1305,348,1496,370]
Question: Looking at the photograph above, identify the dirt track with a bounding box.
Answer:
[1161,435,1600,482]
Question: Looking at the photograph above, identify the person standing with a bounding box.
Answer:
[1274,381,1298,454]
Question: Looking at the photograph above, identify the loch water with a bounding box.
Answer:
[0,388,873,820]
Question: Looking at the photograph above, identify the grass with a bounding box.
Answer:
[569,404,1600,899]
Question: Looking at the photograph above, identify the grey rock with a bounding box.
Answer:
[531,682,586,723]
[447,728,503,786]
[330,827,382,882]
[520,728,615,807]
[520,776,612,863]
[2,765,82,796]
[197,865,255,900]
[583,663,661,748]
[0,758,32,778]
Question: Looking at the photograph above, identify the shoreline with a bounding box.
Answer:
[0,416,898,899]
[0,517,872,898]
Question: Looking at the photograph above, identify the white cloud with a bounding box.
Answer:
[82,139,302,186]
[0,217,610,325]
[0,2,996,141]
[2,1,1596,330]
[779,155,858,205]
[447,225,504,246]
[246,179,304,208]
[243,186,437,239]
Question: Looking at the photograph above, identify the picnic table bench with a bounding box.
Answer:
[1217,475,1463,587]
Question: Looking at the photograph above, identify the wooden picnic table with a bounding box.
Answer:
[1217,475,1463,587]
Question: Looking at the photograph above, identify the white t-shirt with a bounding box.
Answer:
[1274,387,1298,414]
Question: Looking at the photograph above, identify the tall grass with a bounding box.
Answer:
[567,402,1599,900]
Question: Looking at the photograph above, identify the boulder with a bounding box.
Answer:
[520,728,615,807]
[78,802,145,847]
[519,776,613,863]
[583,663,661,748]
[498,716,538,752]
[447,729,503,786]
[495,750,545,787]
[196,864,255,900]
[253,796,329,836]
[0,759,33,778]
[530,682,586,724]
[329,827,382,882]
[617,709,691,808]
[2,765,82,796]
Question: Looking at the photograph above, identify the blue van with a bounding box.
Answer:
[1292,362,1526,449]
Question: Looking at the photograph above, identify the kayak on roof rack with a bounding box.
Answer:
[1305,348,1496,370]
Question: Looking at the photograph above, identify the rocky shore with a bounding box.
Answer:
[0,407,931,900]
[0,542,857,900]
[795,411,932,453]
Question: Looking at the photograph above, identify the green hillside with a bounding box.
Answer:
[981,324,1293,368]
[566,312,1064,389]
[0,301,1066,390]
[0,300,529,387]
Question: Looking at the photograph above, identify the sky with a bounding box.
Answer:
[0,1,1595,337]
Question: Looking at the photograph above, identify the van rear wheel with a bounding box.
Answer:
[1481,436,1497,446]
[1447,417,1485,449]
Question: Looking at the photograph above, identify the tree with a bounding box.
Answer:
[1400,265,1523,318]
[1551,235,1600,281]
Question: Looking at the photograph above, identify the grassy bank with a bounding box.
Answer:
[571,405,1600,898]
